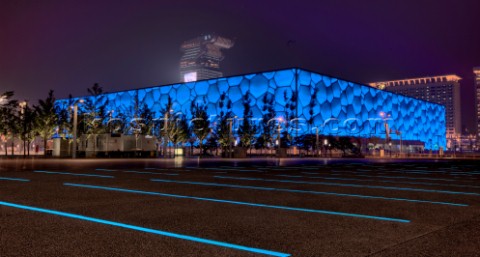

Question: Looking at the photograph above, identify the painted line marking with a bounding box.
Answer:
[354,174,458,182]
[64,183,410,223]
[0,201,290,257]
[95,169,119,172]
[34,170,114,178]
[124,170,179,176]
[214,176,480,197]
[150,179,468,207]
[0,177,30,182]
[274,175,480,190]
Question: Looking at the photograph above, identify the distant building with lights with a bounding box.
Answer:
[57,68,447,152]
[369,75,461,146]
[179,34,234,82]
[475,67,480,137]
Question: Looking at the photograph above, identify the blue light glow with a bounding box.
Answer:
[124,170,179,176]
[0,177,30,182]
[274,175,480,189]
[64,183,410,223]
[34,170,114,178]
[354,175,457,182]
[214,176,480,197]
[95,169,119,172]
[0,200,290,257]
[55,68,446,150]
[150,179,467,207]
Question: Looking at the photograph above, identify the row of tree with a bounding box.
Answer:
[0,90,58,156]
[0,83,362,157]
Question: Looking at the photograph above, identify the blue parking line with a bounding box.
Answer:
[95,168,119,172]
[0,201,290,257]
[34,170,114,178]
[214,176,480,197]
[275,175,480,190]
[63,183,410,223]
[150,179,467,207]
[124,170,179,176]
[0,177,30,182]
[355,174,457,182]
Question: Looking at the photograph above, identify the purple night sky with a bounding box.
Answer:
[1,0,479,131]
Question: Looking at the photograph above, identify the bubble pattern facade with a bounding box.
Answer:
[56,68,446,149]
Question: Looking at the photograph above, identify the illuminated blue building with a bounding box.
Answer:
[56,68,446,150]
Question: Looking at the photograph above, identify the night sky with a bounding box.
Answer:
[1,0,479,132]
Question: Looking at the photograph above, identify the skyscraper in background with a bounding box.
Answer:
[370,75,461,149]
[475,67,480,137]
[179,34,234,83]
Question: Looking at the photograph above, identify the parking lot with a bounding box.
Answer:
[1,158,480,257]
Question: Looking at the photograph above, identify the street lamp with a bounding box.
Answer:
[388,141,392,157]
[323,138,328,157]
[19,101,28,157]
[228,116,237,158]
[106,110,114,156]
[380,112,391,150]
[72,99,84,159]
[277,117,283,148]
[163,109,174,158]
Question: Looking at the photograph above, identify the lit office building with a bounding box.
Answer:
[56,68,446,151]
[475,67,480,146]
[179,34,234,82]
[369,75,461,148]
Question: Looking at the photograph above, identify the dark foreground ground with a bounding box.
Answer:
[1,158,480,257]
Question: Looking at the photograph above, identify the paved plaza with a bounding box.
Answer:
[1,158,480,257]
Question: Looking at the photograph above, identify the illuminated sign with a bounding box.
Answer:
[183,72,197,82]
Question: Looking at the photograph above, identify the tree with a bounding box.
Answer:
[281,90,297,148]
[257,93,276,153]
[0,91,18,156]
[137,103,155,135]
[190,101,210,156]
[296,134,317,156]
[34,90,58,156]
[83,83,107,154]
[204,133,219,155]
[215,92,233,156]
[169,115,189,148]
[157,97,173,156]
[18,103,36,156]
[238,91,257,153]
[56,95,74,139]
[330,136,355,156]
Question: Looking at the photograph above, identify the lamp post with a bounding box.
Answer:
[315,127,319,157]
[228,116,237,158]
[323,138,328,157]
[106,110,114,157]
[388,141,392,157]
[163,109,173,158]
[72,99,84,159]
[380,111,391,151]
[19,101,27,157]
[277,117,283,148]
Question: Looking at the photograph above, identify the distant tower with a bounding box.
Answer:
[180,34,234,82]
[475,67,480,137]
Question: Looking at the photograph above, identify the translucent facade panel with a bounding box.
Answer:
[56,68,446,149]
